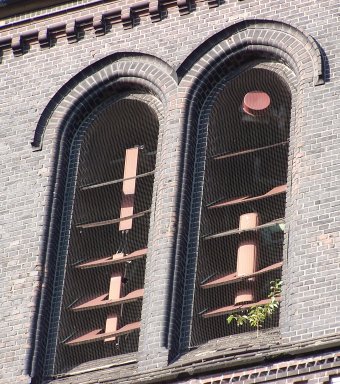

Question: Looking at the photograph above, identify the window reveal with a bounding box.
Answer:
[191,69,291,346]
[55,98,159,372]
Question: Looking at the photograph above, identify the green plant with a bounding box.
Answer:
[227,279,282,337]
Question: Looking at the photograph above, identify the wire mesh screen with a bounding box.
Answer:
[55,97,159,373]
[191,68,292,347]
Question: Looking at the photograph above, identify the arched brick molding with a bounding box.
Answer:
[29,53,181,380]
[177,19,324,86]
[170,19,325,358]
[31,52,177,151]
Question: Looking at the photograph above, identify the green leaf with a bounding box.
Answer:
[226,280,282,335]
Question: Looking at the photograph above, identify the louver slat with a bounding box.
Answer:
[65,322,141,346]
[71,289,144,312]
[80,170,155,191]
[212,141,289,161]
[76,209,151,229]
[75,248,147,269]
[202,297,281,318]
[201,262,283,289]
[203,218,284,241]
[207,184,287,209]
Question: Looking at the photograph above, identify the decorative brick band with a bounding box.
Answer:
[0,0,222,57]
[46,337,340,383]
[195,350,340,384]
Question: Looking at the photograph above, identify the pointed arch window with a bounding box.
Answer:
[53,96,160,373]
[191,67,292,346]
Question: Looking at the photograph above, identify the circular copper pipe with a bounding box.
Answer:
[234,287,254,305]
[243,91,270,116]
[235,213,259,305]
[236,240,258,277]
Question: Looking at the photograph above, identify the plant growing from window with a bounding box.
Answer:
[227,279,282,337]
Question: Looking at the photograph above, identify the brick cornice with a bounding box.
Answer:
[0,0,221,57]
[46,335,340,383]
[0,0,75,20]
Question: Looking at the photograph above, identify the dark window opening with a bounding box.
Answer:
[55,97,159,373]
[191,68,292,346]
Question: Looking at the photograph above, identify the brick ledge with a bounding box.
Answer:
[45,334,340,384]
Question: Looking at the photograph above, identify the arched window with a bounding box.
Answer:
[53,94,160,373]
[190,67,292,346]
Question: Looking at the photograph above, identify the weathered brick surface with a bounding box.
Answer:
[0,0,339,383]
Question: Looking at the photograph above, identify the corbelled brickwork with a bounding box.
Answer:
[0,0,339,383]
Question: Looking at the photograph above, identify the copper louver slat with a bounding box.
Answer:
[71,289,144,312]
[213,141,289,161]
[201,261,283,289]
[208,184,287,209]
[75,248,147,269]
[204,218,284,241]
[76,210,151,229]
[202,297,281,318]
[65,322,141,346]
[80,170,155,191]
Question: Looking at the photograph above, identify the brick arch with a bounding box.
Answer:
[29,53,178,380]
[178,62,297,350]
[31,52,177,151]
[177,19,324,86]
[169,20,325,356]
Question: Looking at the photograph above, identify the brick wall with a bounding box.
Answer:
[0,0,339,383]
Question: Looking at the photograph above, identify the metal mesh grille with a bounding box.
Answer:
[55,97,159,373]
[191,68,291,346]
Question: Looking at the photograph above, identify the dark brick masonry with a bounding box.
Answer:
[0,0,339,383]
